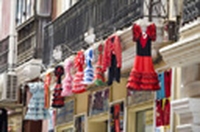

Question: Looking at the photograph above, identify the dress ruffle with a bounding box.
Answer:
[127,56,160,91]
[72,51,86,94]
[25,82,50,120]
[61,59,73,97]
[52,66,65,108]
[94,44,105,86]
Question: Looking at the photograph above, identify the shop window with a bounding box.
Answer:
[74,115,85,132]
[56,99,75,125]
[109,101,125,132]
[88,88,109,116]
[136,109,153,132]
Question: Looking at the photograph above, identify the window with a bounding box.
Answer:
[16,0,34,25]
[136,109,153,132]
[62,0,79,13]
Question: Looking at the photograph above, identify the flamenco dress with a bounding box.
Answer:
[94,44,105,86]
[83,48,94,84]
[61,59,73,97]
[25,82,50,120]
[52,66,65,108]
[127,23,160,91]
[72,50,86,93]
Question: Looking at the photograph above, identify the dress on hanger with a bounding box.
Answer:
[61,59,73,97]
[72,50,86,93]
[103,35,122,86]
[83,48,94,84]
[25,82,50,120]
[156,100,164,127]
[127,23,160,91]
[52,66,65,108]
[44,73,51,109]
[94,44,105,86]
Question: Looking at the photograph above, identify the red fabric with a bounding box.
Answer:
[114,104,120,132]
[156,100,164,127]
[132,24,142,41]
[52,66,65,108]
[102,35,122,72]
[94,44,105,82]
[127,56,160,90]
[164,70,172,98]
[164,99,170,125]
[72,51,86,94]
[132,23,156,42]
[44,73,51,108]
[146,23,156,41]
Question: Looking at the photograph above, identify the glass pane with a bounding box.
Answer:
[136,109,153,132]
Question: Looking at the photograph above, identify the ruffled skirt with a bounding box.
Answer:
[72,71,86,93]
[127,56,160,91]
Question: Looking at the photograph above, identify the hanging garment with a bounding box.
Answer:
[156,73,165,99]
[52,66,65,108]
[114,104,120,132]
[25,82,50,120]
[61,59,73,97]
[163,99,170,126]
[164,70,172,98]
[44,73,51,109]
[127,23,160,91]
[156,100,164,127]
[83,48,94,84]
[0,108,8,132]
[103,35,122,85]
[72,51,86,94]
[94,44,105,86]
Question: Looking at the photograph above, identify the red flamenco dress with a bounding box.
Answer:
[52,66,65,108]
[127,23,160,91]
[94,44,105,86]
[72,50,86,93]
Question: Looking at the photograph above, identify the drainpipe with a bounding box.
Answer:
[8,0,17,73]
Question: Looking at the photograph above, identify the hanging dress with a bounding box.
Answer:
[83,48,94,84]
[94,44,105,86]
[44,73,51,109]
[72,51,86,93]
[52,65,65,108]
[61,59,73,97]
[127,23,160,91]
[103,35,122,86]
[25,82,50,120]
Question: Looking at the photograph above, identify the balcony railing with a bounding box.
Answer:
[0,37,9,73]
[182,0,200,25]
[43,0,168,66]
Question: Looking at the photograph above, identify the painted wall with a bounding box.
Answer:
[0,0,11,40]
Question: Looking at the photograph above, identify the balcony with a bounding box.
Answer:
[182,0,200,26]
[0,37,9,73]
[43,0,169,66]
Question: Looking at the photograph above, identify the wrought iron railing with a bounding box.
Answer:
[17,33,36,66]
[0,37,9,73]
[182,0,200,25]
[43,0,168,66]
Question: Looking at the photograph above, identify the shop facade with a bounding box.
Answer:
[160,0,200,131]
